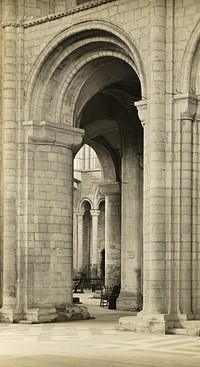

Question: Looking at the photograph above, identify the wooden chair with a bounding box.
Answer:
[99,286,109,307]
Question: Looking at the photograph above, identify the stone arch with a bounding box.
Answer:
[58,51,138,126]
[98,198,105,210]
[25,19,147,124]
[92,186,102,210]
[79,198,93,211]
[79,199,92,278]
[87,140,118,183]
[180,18,200,94]
[24,17,144,314]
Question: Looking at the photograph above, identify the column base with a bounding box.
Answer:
[0,304,91,324]
[0,307,23,323]
[118,312,168,334]
[24,304,91,324]
[118,311,200,335]
[136,312,167,334]
[116,293,142,311]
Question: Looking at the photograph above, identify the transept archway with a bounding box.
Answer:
[1,0,200,336]
[0,19,146,322]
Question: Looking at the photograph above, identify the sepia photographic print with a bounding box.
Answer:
[0,0,200,366]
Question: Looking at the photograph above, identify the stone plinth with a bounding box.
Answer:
[117,294,142,312]
[118,314,167,334]
[24,304,90,324]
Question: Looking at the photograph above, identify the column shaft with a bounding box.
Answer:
[1,1,18,313]
[196,112,200,316]
[173,94,197,321]
[76,212,84,275]
[143,0,166,314]
[90,210,100,277]
[1,121,84,323]
[73,212,78,276]
[179,115,193,317]
[104,192,121,287]
[29,145,74,308]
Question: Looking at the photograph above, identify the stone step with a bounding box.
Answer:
[118,317,200,336]
[170,327,200,337]
[178,320,200,329]
[170,328,187,335]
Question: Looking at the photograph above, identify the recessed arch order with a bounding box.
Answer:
[180,18,200,94]
[25,19,147,125]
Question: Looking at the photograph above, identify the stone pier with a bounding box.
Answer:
[90,209,100,277]
[99,182,121,287]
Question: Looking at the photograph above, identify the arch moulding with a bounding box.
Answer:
[79,198,94,211]
[180,18,200,94]
[25,19,147,123]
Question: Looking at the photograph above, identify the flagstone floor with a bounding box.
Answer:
[0,291,199,367]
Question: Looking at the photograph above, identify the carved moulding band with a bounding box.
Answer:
[23,0,116,28]
[22,120,85,149]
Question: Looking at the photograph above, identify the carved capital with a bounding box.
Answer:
[195,96,200,122]
[99,182,121,196]
[22,121,84,149]
[75,210,85,218]
[90,209,100,217]
[135,100,147,127]
[174,93,197,121]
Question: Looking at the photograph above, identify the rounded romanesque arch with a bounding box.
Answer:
[88,140,118,183]
[25,19,146,125]
[79,198,93,211]
[22,17,145,317]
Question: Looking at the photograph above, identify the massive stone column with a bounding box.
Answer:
[0,0,19,322]
[120,0,167,333]
[116,127,143,311]
[99,182,121,287]
[24,122,87,323]
[179,101,195,319]
[1,121,90,323]
[173,94,197,321]
[90,209,100,277]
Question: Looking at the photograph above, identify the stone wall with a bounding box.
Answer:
[22,0,149,91]
[20,0,200,99]
[80,170,103,203]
